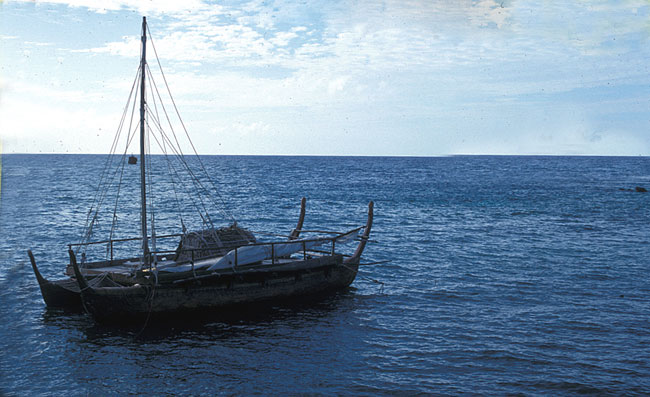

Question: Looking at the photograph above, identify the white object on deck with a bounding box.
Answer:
[155,229,359,274]
[205,239,325,271]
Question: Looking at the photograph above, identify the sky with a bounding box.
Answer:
[1,0,649,156]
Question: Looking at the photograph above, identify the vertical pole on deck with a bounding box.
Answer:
[139,16,150,267]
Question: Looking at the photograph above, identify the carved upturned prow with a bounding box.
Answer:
[289,197,307,240]
[28,250,47,286]
[344,201,374,264]
[68,249,89,291]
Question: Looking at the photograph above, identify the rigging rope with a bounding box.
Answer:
[79,25,250,267]
[78,64,141,253]
[142,91,216,225]
[109,70,143,248]
[146,26,236,224]
[146,116,210,228]
[144,64,227,225]
[108,155,127,257]
[144,73,158,266]
[148,69,187,233]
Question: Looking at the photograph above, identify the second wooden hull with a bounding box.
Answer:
[78,255,359,323]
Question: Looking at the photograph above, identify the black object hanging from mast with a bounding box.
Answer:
[139,16,149,266]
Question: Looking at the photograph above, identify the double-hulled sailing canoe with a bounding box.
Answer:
[69,201,373,322]
[29,17,375,323]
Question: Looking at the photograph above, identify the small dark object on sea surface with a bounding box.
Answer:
[619,186,647,192]
[128,155,137,164]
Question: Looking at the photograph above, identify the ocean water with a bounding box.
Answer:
[1,154,649,395]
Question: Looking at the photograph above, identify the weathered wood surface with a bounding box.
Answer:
[72,251,358,323]
[29,250,84,310]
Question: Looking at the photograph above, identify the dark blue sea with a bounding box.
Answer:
[1,154,649,395]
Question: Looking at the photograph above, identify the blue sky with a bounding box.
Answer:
[1,0,649,155]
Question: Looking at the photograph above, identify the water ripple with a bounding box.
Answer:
[1,155,650,394]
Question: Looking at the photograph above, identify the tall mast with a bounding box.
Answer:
[139,16,149,266]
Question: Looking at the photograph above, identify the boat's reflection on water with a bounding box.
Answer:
[36,288,376,395]
[41,288,364,344]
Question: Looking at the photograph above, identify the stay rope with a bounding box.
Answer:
[146,25,236,224]
[78,24,245,268]
[146,116,210,229]
[143,63,227,225]
[78,64,141,253]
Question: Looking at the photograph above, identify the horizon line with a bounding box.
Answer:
[1,152,648,158]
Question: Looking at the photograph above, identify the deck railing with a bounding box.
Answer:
[69,233,184,263]
[69,228,360,269]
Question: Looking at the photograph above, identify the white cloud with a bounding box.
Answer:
[470,0,510,28]
[3,0,650,155]
[6,0,204,14]
[80,35,140,57]
[269,30,299,47]
[51,0,648,102]
[61,1,512,74]
[3,80,106,103]
[327,76,348,95]
[0,96,119,153]
[24,41,53,46]
[142,68,365,110]
[232,121,272,136]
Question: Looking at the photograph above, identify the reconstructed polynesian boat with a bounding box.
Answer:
[29,17,374,323]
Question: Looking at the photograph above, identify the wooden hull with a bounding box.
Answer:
[78,255,359,323]
[28,250,83,310]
